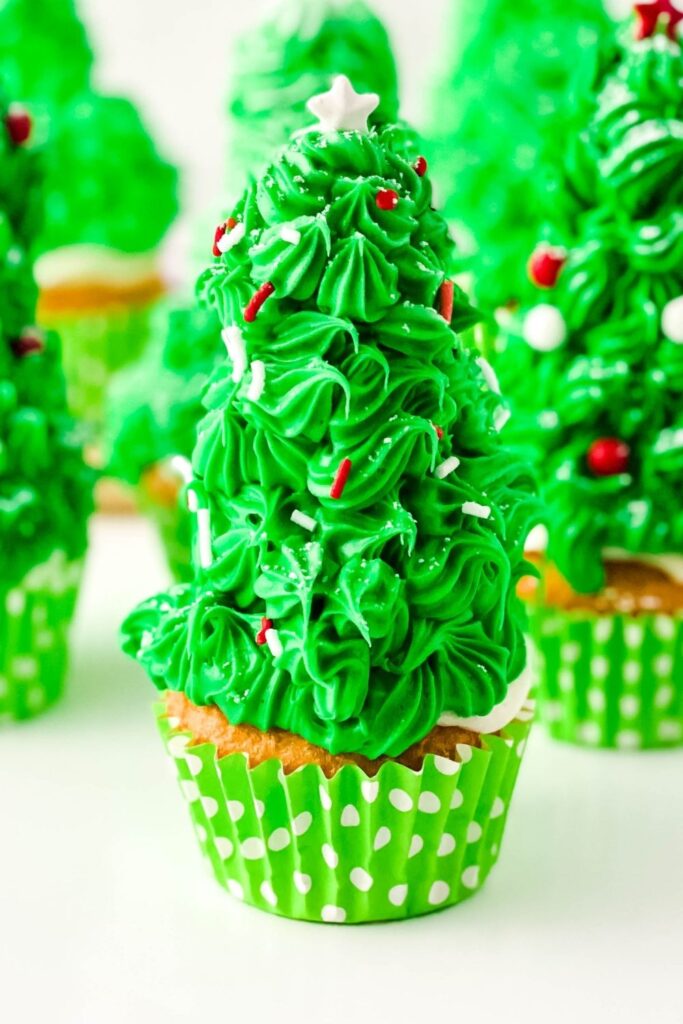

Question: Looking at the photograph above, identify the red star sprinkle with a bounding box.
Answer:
[634,0,683,40]
[256,618,273,645]
[376,188,399,210]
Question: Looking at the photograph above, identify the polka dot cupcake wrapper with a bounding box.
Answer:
[0,556,83,722]
[157,704,531,924]
[530,607,683,750]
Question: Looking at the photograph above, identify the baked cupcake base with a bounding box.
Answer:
[0,553,83,722]
[158,692,532,924]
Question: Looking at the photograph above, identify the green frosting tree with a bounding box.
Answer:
[0,86,92,590]
[425,0,612,312]
[227,0,399,187]
[123,78,536,760]
[497,9,683,594]
[0,0,177,254]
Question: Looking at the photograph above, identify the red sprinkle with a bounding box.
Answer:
[11,328,45,357]
[587,438,630,478]
[5,105,32,145]
[376,188,399,211]
[244,282,275,323]
[212,216,237,257]
[433,424,444,440]
[414,156,428,177]
[256,617,273,645]
[330,458,352,500]
[528,244,566,289]
[439,280,454,323]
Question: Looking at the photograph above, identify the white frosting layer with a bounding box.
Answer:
[437,660,532,734]
[35,244,161,289]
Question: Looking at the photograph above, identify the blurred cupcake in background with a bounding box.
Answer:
[0,81,93,721]
[0,0,178,443]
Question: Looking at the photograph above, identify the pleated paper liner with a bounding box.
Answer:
[157,701,532,924]
[0,553,83,722]
[529,605,683,750]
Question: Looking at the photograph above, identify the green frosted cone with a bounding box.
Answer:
[0,555,83,721]
[158,704,532,924]
[530,607,683,750]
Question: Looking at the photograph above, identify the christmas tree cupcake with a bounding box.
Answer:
[498,6,683,749]
[0,84,92,721]
[105,303,221,580]
[226,0,399,187]
[425,0,612,312]
[122,78,537,923]
[0,0,178,437]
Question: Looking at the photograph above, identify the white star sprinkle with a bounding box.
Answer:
[306,75,379,134]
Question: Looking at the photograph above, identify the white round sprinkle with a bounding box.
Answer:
[293,871,312,895]
[461,865,480,890]
[322,844,339,868]
[433,755,460,776]
[227,879,244,900]
[437,833,456,857]
[241,837,266,859]
[467,822,483,843]
[227,800,245,822]
[267,828,291,852]
[321,905,346,924]
[373,827,391,851]
[408,835,423,858]
[260,881,278,907]
[292,811,313,836]
[428,881,450,905]
[662,294,683,342]
[490,797,505,819]
[350,867,374,892]
[523,304,567,351]
[418,792,441,814]
[388,884,408,907]
[215,837,233,859]
[389,789,413,812]
[361,780,379,803]
[341,805,361,827]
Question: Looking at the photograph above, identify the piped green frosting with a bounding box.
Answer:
[227,0,400,187]
[497,25,683,594]
[0,85,92,590]
[123,118,537,759]
[425,0,612,311]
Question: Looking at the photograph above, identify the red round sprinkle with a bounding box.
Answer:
[11,328,45,357]
[439,280,454,323]
[376,188,399,211]
[256,617,273,645]
[212,217,238,257]
[433,424,444,440]
[528,244,567,289]
[5,105,32,145]
[414,156,428,177]
[244,281,275,323]
[330,458,352,500]
[587,438,630,477]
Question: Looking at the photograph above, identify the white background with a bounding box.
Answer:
[2,519,682,1024]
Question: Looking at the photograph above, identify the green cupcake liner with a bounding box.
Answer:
[41,300,160,439]
[157,703,532,924]
[529,606,683,750]
[0,554,83,722]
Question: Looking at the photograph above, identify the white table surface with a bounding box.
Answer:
[2,515,682,1024]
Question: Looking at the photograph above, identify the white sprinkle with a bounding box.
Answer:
[476,356,501,395]
[265,628,283,658]
[196,508,212,568]
[291,509,317,532]
[217,221,246,253]
[280,225,302,245]
[221,325,248,383]
[462,501,491,520]
[435,456,461,479]
[247,360,266,401]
